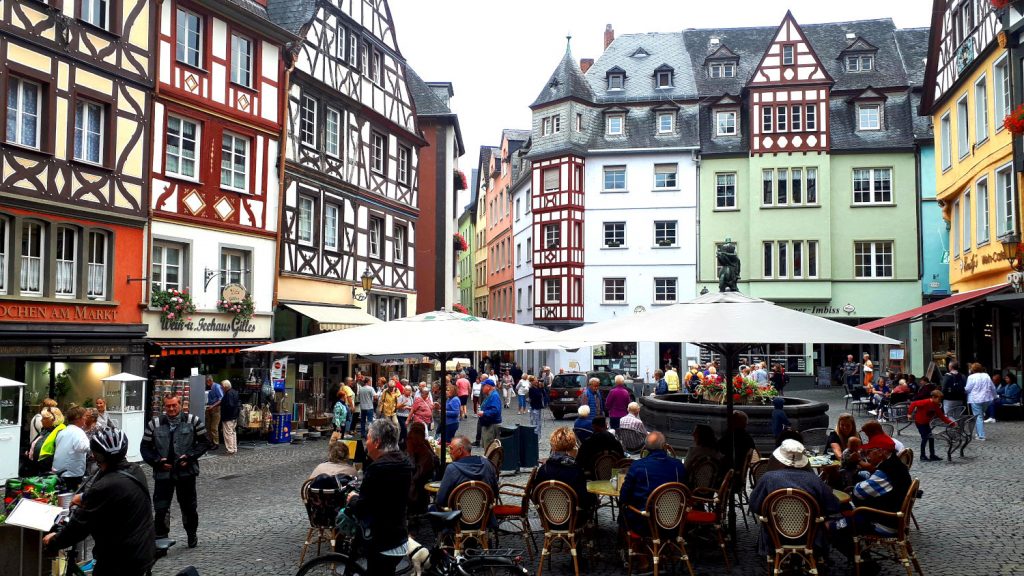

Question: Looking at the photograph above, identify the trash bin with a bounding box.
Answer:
[517,424,539,469]
[499,425,519,472]
[269,413,292,444]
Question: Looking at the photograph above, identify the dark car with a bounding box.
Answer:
[548,371,634,419]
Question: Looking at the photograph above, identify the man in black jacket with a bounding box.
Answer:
[347,418,413,574]
[44,427,155,576]
[140,394,210,548]
[575,417,624,478]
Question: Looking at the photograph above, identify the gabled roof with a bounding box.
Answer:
[654,63,675,72]
[846,86,888,102]
[630,47,651,58]
[406,67,465,156]
[893,28,929,89]
[840,37,879,54]
[711,94,742,106]
[266,0,318,35]
[746,11,834,88]
[530,42,596,109]
[704,45,739,63]
[502,129,532,144]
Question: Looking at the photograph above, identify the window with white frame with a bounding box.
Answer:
[552,115,561,133]
[762,106,773,133]
[526,237,532,261]
[82,0,109,29]
[764,240,818,279]
[716,173,736,209]
[791,168,803,203]
[845,54,874,72]
[762,169,774,205]
[300,96,317,147]
[654,220,677,246]
[603,278,625,303]
[854,241,894,278]
[857,103,881,131]
[776,168,788,204]
[852,168,893,204]
[963,188,972,251]
[782,44,795,66]
[544,278,561,303]
[995,56,1010,131]
[952,199,961,255]
[74,100,104,164]
[807,240,818,278]
[996,163,1015,235]
[708,63,735,78]
[976,177,990,246]
[515,198,521,221]
[53,227,76,297]
[151,242,183,293]
[0,218,6,294]
[761,167,818,206]
[974,76,988,143]
[541,117,552,136]
[762,241,773,278]
[805,104,817,131]
[394,224,405,264]
[654,277,677,303]
[398,146,410,185]
[941,113,952,170]
[86,231,107,299]
[654,164,677,189]
[324,204,339,250]
[606,114,624,135]
[791,105,802,131]
[657,112,674,134]
[516,243,521,266]
[369,216,383,258]
[335,25,346,60]
[371,132,385,174]
[806,168,818,204]
[655,70,673,88]
[607,73,624,90]
[175,9,202,67]
[220,133,249,192]
[349,33,359,67]
[603,166,626,191]
[166,116,199,180]
[325,108,341,157]
[776,106,787,132]
[603,222,625,247]
[371,48,383,85]
[543,167,559,192]
[297,196,314,245]
[231,34,253,87]
[778,241,788,277]
[544,223,560,248]
[220,248,249,289]
[957,95,969,159]
[716,110,737,135]
[6,77,41,148]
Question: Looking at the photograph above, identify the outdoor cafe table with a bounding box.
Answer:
[586,480,620,498]
[426,481,441,494]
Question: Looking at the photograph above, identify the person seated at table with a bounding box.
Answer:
[618,431,686,536]
[859,420,906,458]
[534,427,595,517]
[573,405,593,434]
[618,402,647,435]
[433,435,498,511]
[685,424,723,466]
[988,372,1021,421]
[889,379,913,404]
[716,410,757,471]
[308,438,357,483]
[405,422,437,514]
[576,417,624,479]
[827,413,858,461]
[912,375,937,401]
[748,439,842,559]
[851,431,911,538]
[837,435,871,487]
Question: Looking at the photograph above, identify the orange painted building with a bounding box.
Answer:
[485,130,530,322]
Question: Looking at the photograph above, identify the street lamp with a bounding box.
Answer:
[1000,233,1024,292]
[353,269,373,301]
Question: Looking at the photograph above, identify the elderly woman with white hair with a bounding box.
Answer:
[619,402,647,435]
[605,374,632,429]
[573,404,593,432]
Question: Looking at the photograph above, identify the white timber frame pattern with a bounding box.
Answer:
[925,0,999,111]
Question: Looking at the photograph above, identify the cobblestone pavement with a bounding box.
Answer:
[149,386,1024,576]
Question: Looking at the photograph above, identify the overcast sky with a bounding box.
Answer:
[389,0,934,211]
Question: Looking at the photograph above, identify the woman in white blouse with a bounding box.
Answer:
[965,362,997,441]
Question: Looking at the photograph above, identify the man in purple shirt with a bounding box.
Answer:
[605,375,632,430]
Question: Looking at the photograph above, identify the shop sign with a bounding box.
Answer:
[222,284,248,304]
[144,311,270,339]
[788,303,856,317]
[160,316,257,338]
[0,302,118,322]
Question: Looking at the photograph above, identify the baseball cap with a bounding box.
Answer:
[861,433,896,452]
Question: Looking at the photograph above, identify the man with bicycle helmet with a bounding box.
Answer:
[43,427,156,576]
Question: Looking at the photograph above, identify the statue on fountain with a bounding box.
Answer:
[717,240,740,292]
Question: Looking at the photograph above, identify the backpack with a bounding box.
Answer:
[655,379,669,395]
[943,373,966,400]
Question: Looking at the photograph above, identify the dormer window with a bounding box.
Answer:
[709,63,736,78]
[631,47,650,58]
[656,70,673,88]
[857,103,882,130]
[846,54,874,72]
[608,74,624,90]
[716,110,738,136]
[606,113,625,135]
[657,112,674,134]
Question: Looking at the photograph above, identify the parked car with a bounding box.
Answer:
[548,371,634,419]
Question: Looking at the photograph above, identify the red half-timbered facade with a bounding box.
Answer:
[747,11,833,155]
[531,155,585,324]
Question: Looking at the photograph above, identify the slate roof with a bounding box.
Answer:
[531,45,595,109]
[407,68,451,116]
[894,28,929,88]
[583,32,698,102]
[503,129,532,145]
[830,91,916,151]
[267,0,318,35]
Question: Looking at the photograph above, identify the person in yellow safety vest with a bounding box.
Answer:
[684,362,704,393]
[664,365,681,392]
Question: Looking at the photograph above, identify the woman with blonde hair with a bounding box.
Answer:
[827,413,857,460]
[533,427,595,516]
[965,362,997,441]
[29,398,59,444]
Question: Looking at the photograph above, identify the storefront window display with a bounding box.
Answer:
[699,344,808,374]
[23,360,119,409]
[593,343,638,376]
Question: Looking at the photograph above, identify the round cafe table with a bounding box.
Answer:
[586,480,620,498]
[426,481,441,494]
[833,488,852,506]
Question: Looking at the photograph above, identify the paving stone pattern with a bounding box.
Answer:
[149,387,1024,576]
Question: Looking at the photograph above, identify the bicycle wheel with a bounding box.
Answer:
[457,557,529,576]
[294,553,366,576]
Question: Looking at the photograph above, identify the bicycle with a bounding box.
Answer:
[295,509,528,576]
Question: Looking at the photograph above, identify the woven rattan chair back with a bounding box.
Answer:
[749,459,771,488]
[534,480,578,532]
[449,480,494,530]
[897,448,914,469]
[301,479,346,529]
[592,451,618,481]
[762,488,820,545]
[650,482,689,532]
[617,426,646,453]
[485,440,503,472]
[899,478,920,535]
[687,456,720,490]
[800,427,829,454]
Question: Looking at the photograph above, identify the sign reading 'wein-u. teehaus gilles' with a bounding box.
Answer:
[143,311,271,340]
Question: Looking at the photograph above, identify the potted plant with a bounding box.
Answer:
[606,241,622,248]
[217,294,255,322]
[151,288,197,323]
[453,232,469,252]
[1003,103,1024,135]
[657,239,674,247]
[453,170,468,191]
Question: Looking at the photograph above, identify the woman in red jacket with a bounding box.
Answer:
[908,390,956,461]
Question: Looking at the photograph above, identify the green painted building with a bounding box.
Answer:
[457,181,476,311]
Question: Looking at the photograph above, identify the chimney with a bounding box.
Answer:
[580,58,594,73]
[604,24,615,50]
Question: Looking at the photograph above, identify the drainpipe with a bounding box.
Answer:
[272,43,298,313]
[143,0,165,309]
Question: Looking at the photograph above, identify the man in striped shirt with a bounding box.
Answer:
[852,432,911,536]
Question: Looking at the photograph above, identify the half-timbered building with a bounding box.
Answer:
[1,0,153,406]
[146,0,295,376]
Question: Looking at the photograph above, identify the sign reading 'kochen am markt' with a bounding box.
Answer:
[143,311,272,339]
[0,303,119,322]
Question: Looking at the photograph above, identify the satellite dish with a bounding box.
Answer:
[633,306,646,315]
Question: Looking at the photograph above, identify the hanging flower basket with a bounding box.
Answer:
[1003,103,1024,135]
[453,232,469,252]
[992,0,1014,10]
[217,295,255,322]
[151,288,196,323]
[453,170,468,191]
[452,303,469,314]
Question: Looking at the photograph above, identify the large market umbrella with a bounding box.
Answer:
[536,291,899,533]
[245,309,593,469]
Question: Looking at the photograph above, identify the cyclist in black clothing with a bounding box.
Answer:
[44,427,156,576]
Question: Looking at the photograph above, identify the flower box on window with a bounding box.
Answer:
[453,232,469,252]
[657,240,674,247]
[1004,103,1024,136]
[453,170,468,191]
[606,241,622,248]
[217,294,255,322]
[151,289,197,323]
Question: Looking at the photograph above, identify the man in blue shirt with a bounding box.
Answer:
[477,380,502,449]
[205,377,224,450]
[619,431,685,536]
[582,377,604,418]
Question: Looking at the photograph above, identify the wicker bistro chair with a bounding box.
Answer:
[485,439,504,473]
[686,469,734,570]
[686,455,721,492]
[625,482,696,576]
[801,428,830,455]
[617,427,646,455]
[732,448,757,531]
[492,467,539,560]
[749,458,772,488]
[852,478,924,576]
[533,480,582,576]
[446,481,495,554]
[756,488,825,576]
[573,427,594,444]
[299,478,347,565]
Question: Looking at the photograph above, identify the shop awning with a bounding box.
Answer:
[857,284,1008,332]
[283,303,382,332]
[151,340,272,357]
